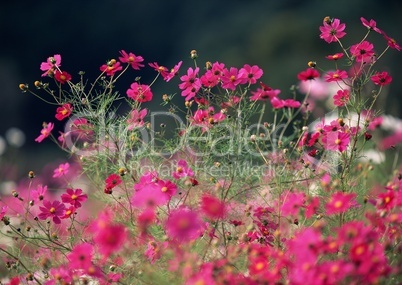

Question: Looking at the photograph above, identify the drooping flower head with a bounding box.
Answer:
[35,122,54,143]
[40,54,61,76]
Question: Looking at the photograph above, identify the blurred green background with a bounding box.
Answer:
[0,0,401,180]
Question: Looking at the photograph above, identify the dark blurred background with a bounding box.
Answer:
[1,0,401,180]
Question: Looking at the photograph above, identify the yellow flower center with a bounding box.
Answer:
[161,186,168,192]
[49,207,56,213]
[334,200,343,208]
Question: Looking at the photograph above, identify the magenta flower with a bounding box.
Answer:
[100,60,123,76]
[179,67,201,101]
[105,173,122,193]
[173,159,194,179]
[350,41,375,63]
[31,184,47,202]
[371,71,392,86]
[127,108,147,130]
[55,103,73,121]
[119,50,144,70]
[149,62,169,78]
[200,194,226,220]
[165,61,183,82]
[250,83,281,101]
[238,64,263,85]
[165,207,204,242]
[326,191,357,215]
[324,70,348,82]
[40,54,61,76]
[382,32,401,51]
[0,206,7,221]
[131,183,169,208]
[360,17,383,34]
[38,200,66,224]
[297,68,320,81]
[54,70,72,84]
[126,82,153,103]
[35,122,54,143]
[333,89,350,107]
[322,131,350,152]
[326,53,344,60]
[67,242,94,270]
[319,18,346,43]
[221,67,242,90]
[61,188,87,208]
[93,222,127,259]
[52,162,70,178]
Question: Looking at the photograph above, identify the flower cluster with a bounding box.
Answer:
[2,16,402,285]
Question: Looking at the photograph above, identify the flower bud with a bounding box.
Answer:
[34,81,42,88]
[28,171,35,179]
[205,61,212,70]
[118,168,127,176]
[19,83,28,92]
[190,50,198,59]
[308,61,316,68]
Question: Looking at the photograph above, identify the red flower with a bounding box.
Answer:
[126,82,153,103]
[55,103,73,121]
[371,71,392,86]
[297,68,320,81]
[319,18,346,43]
[54,70,72,84]
[61,188,88,208]
[119,50,144,70]
[105,173,122,193]
[38,200,66,224]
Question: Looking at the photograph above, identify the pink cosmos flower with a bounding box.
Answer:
[324,70,348,82]
[100,60,123,76]
[38,200,66,224]
[305,197,320,218]
[35,122,54,143]
[157,179,177,199]
[126,82,153,103]
[326,53,344,60]
[179,67,201,101]
[250,82,281,101]
[127,108,147,130]
[382,32,401,51]
[48,266,73,284]
[200,61,225,88]
[165,61,183,82]
[68,242,94,270]
[55,103,73,121]
[283,99,301,108]
[70,118,94,140]
[238,64,263,85]
[119,50,144,70]
[40,54,61,76]
[61,188,87,208]
[322,131,350,152]
[0,205,7,221]
[149,62,169,78]
[350,41,375,63]
[131,182,169,208]
[52,162,70,178]
[54,70,71,84]
[31,184,47,202]
[319,18,346,43]
[173,159,194,179]
[360,17,383,34]
[280,191,306,217]
[200,194,226,220]
[371,71,392,86]
[333,89,350,107]
[165,207,204,242]
[93,221,127,259]
[297,68,320,81]
[221,67,242,90]
[326,191,357,215]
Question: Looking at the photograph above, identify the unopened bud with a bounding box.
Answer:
[190,50,198,59]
